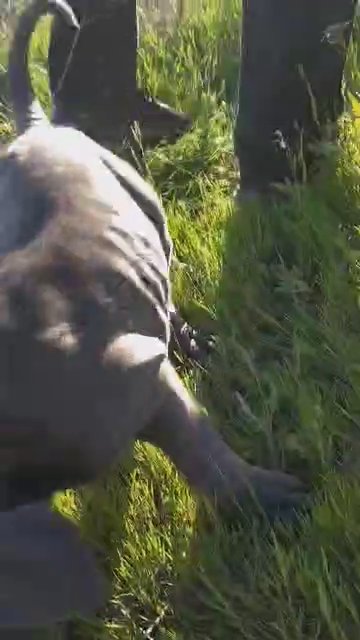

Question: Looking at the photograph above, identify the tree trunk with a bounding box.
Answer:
[235,0,356,192]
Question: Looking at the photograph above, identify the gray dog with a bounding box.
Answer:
[0,0,306,629]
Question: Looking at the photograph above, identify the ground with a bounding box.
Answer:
[2,1,360,638]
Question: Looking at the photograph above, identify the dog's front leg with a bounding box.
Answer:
[140,359,307,522]
[169,303,214,366]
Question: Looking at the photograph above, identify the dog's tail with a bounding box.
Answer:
[0,501,106,629]
[8,0,79,134]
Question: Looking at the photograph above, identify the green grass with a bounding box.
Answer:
[3,1,360,637]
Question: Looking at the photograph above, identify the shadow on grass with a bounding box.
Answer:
[165,120,360,639]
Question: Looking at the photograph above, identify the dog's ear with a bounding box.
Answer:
[0,502,107,629]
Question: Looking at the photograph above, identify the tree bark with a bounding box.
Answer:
[235,0,356,192]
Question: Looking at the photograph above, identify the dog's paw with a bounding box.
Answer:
[217,466,310,529]
[170,312,215,366]
[224,465,311,528]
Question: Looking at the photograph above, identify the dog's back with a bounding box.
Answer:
[0,116,175,501]
[1,123,171,325]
